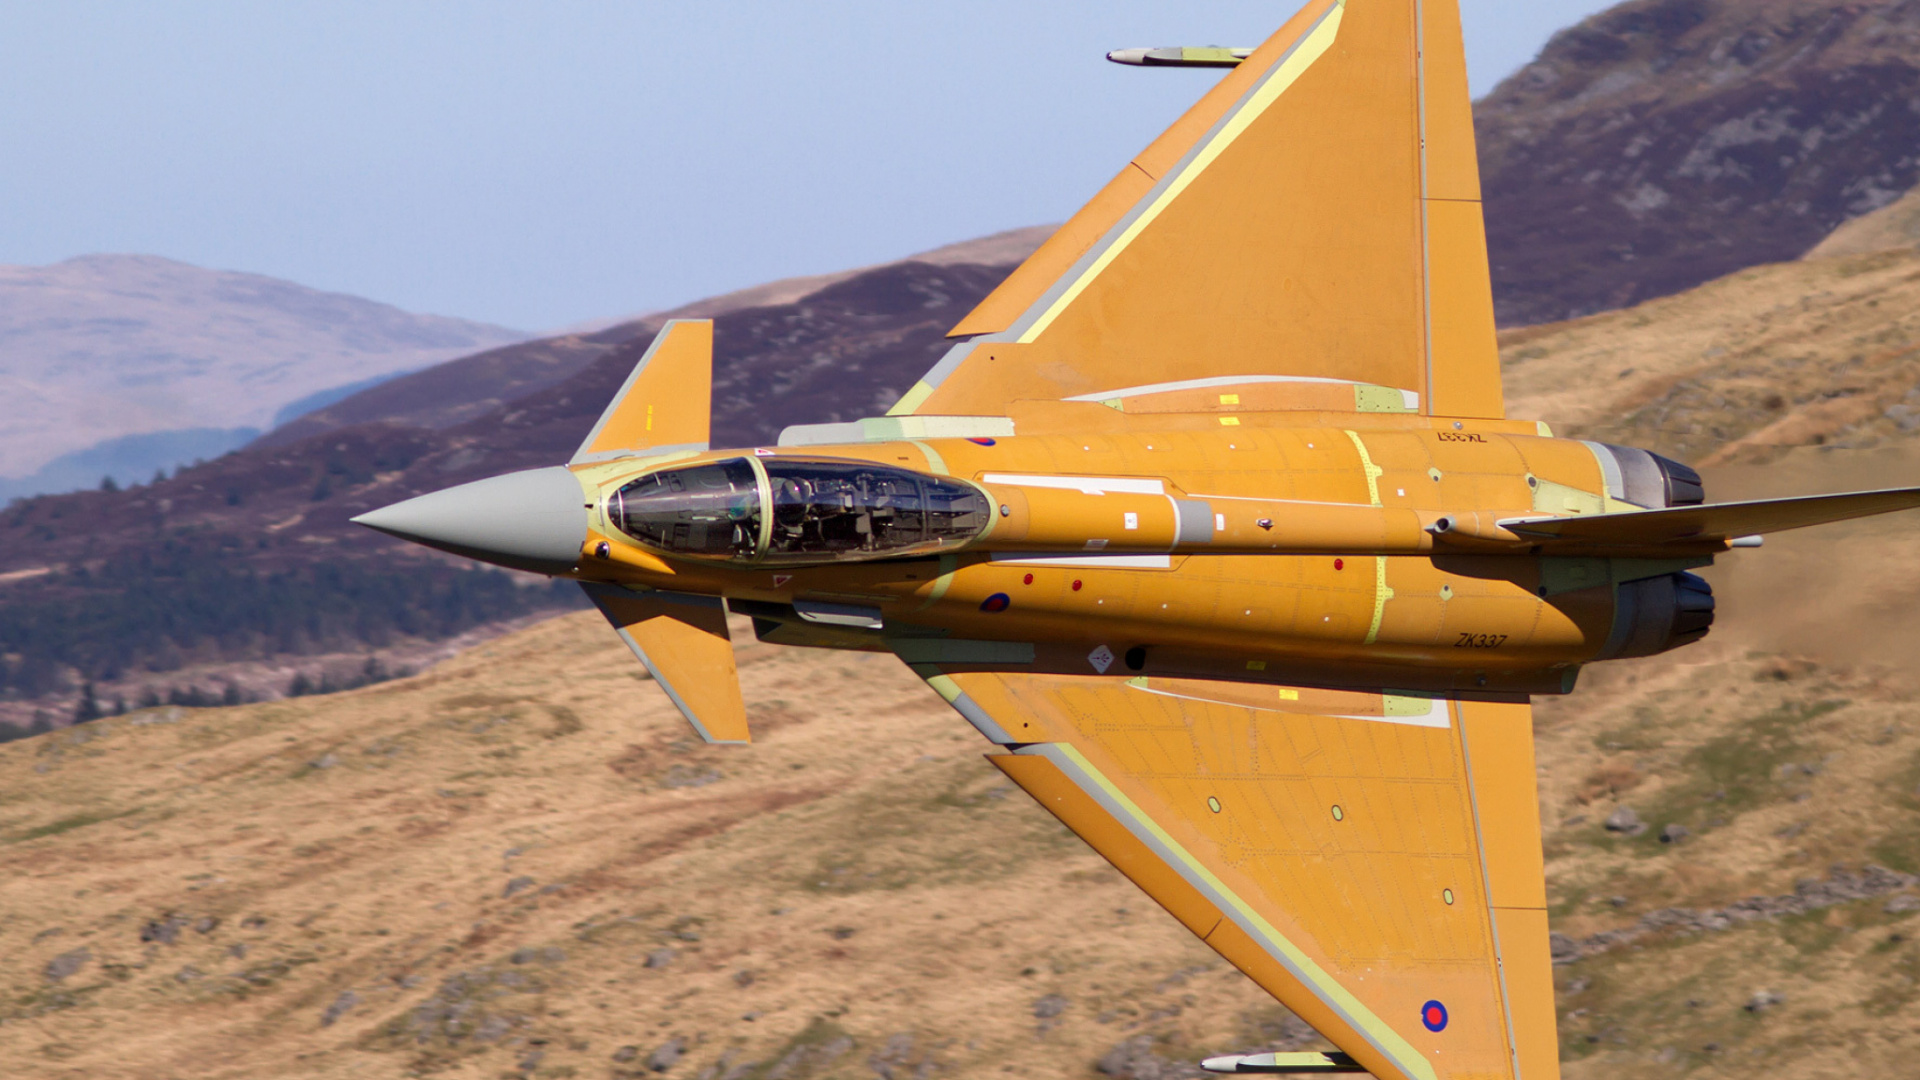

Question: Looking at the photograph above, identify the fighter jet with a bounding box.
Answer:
[354,2,1920,1076]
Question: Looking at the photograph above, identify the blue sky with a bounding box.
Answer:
[0,1,1619,330]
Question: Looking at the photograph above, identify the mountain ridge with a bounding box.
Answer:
[0,253,530,486]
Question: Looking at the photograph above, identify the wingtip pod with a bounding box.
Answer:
[1107,46,1252,68]
[572,319,714,465]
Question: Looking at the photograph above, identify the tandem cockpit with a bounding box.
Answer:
[610,457,992,564]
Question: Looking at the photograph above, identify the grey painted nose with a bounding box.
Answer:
[352,466,588,575]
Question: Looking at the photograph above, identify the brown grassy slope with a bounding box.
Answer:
[0,616,1314,1080]
[1500,239,1920,469]
[1808,187,1920,260]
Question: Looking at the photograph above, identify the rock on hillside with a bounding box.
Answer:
[0,254,528,480]
[1479,0,1920,326]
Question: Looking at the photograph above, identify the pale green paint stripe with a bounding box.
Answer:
[909,439,949,477]
[887,380,935,417]
[1365,556,1395,646]
[1341,430,1385,507]
[913,554,960,613]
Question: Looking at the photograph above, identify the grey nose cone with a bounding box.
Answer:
[353,466,588,575]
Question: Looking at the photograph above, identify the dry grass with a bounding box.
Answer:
[0,615,1308,1079]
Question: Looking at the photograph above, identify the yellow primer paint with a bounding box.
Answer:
[1044,743,1438,1080]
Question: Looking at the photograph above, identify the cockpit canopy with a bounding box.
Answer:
[612,457,990,564]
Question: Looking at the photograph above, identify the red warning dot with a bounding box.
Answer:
[1023,574,1034,585]
[1071,580,1084,592]
[1334,559,1345,571]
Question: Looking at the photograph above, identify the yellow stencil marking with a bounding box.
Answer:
[646,404,654,433]
[1016,6,1346,345]
[1276,687,1299,700]
[1219,393,1241,405]
[1220,416,1242,427]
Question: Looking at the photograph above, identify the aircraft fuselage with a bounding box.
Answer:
[375,413,1722,701]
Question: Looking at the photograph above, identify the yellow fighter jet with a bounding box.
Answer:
[355,2,1920,1076]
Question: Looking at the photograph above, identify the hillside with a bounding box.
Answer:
[1499,192,1920,470]
[3,464,1919,1078]
[1478,0,1920,326]
[8,207,1920,728]
[0,254,528,489]
[262,227,1052,449]
[0,256,1024,727]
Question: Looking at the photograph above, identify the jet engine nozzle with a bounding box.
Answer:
[353,466,588,576]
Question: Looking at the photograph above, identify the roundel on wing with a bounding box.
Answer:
[968,437,998,446]
[980,593,1012,613]
[1421,1000,1449,1033]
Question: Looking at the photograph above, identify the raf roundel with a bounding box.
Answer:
[1421,1000,1449,1033]
[968,437,998,446]
[980,593,1012,613]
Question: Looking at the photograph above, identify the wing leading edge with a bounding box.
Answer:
[915,668,1559,1080]
[892,0,1502,422]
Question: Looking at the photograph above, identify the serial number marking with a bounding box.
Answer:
[1455,633,1509,649]
[1437,432,1489,444]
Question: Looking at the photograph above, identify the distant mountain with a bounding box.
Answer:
[0,254,529,490]
[1478,0,1920,326]
[261,225,1055,449]
[0,426,261,504]
[0,252,1028,723]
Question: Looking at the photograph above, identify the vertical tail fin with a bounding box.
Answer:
[572,319,713,464]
